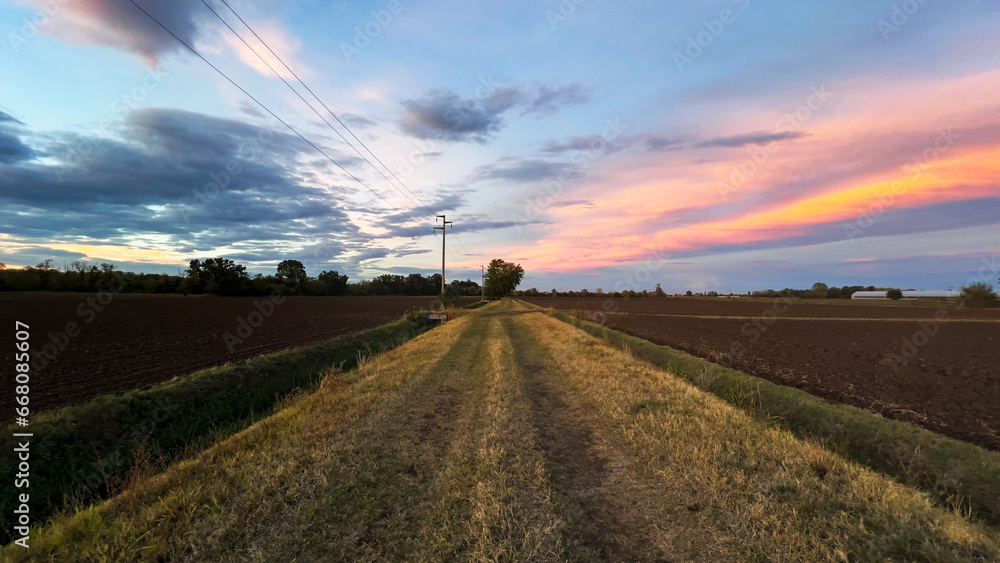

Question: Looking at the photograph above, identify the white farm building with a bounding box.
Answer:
[851,290,958,300]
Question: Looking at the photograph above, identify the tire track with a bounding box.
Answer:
[501,308,672,561]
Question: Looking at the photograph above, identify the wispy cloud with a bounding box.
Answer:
[693,130,807,149]
[470,158,580,183]
[0,113,33,164]
[398,83,590,143]
[0,108,427,271]
[29,0,205,66]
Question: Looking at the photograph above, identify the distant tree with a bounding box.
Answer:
[826,286,842,299]
[366,274,400,295]
[36,259,53,270]
[960,282,997,307]
[276,260,308,293]
[405,273,427,295]
[426,273,441,294]
[484,259,525,299]
[317,270,349,295]
[886,288,903,300]
[811,282,829,297]
[655,283,667,297]
[448,278,481,296]
[187,258,249,295]
[0,262,6,270]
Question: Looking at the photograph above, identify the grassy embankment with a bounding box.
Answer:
[0,317,432,545]
[5,300,997,561]
[545,305,1000,526]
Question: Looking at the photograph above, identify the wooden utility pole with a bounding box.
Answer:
[434,215,452,296]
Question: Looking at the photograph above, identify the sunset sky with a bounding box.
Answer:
[1,0,998,292]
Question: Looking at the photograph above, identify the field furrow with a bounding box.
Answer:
[5,300,999,562]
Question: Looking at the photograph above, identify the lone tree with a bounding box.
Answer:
[960,282,997,307]
[811,282,829,297]
[484,259,524,299]
[276,259,308,293]
[886,288,903,300]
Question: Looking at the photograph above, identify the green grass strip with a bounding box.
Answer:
[0,318,429,545]
[546,308,1000,526]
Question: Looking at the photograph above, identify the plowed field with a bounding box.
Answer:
[0,294,473,414]
[524,297,1000,450]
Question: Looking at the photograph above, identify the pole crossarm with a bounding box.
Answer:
[434,215,453,297]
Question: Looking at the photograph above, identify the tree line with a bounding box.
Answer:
[0,258,481,297]
[750,283,888,299]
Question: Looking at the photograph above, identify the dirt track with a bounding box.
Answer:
[6,300,998,562]
[0,294,473,415]
[524,297,1000,451]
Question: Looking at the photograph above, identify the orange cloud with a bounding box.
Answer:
[509,67,1000,273]
[518,139,1000,272]
[32,242,185,265]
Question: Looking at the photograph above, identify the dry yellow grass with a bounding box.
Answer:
[512,305,1000,560]
[5,299,998,561]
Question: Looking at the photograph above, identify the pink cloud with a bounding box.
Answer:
[513,69,1000,272]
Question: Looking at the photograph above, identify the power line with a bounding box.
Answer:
[125,0,427,234]
[198,0,424,215]
[211,0,475,263]
[217,0,433,216]
[450,225,472,257]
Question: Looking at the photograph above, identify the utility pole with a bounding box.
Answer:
[434,215,452,297]
[481,265,486,301]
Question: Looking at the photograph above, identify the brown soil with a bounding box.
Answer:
[0,295,473,415]
[524,297,1000,451]
[507,315,677,561]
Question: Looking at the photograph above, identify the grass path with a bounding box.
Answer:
[6,300,999,561]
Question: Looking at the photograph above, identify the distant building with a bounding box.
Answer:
[851,290,957,300]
